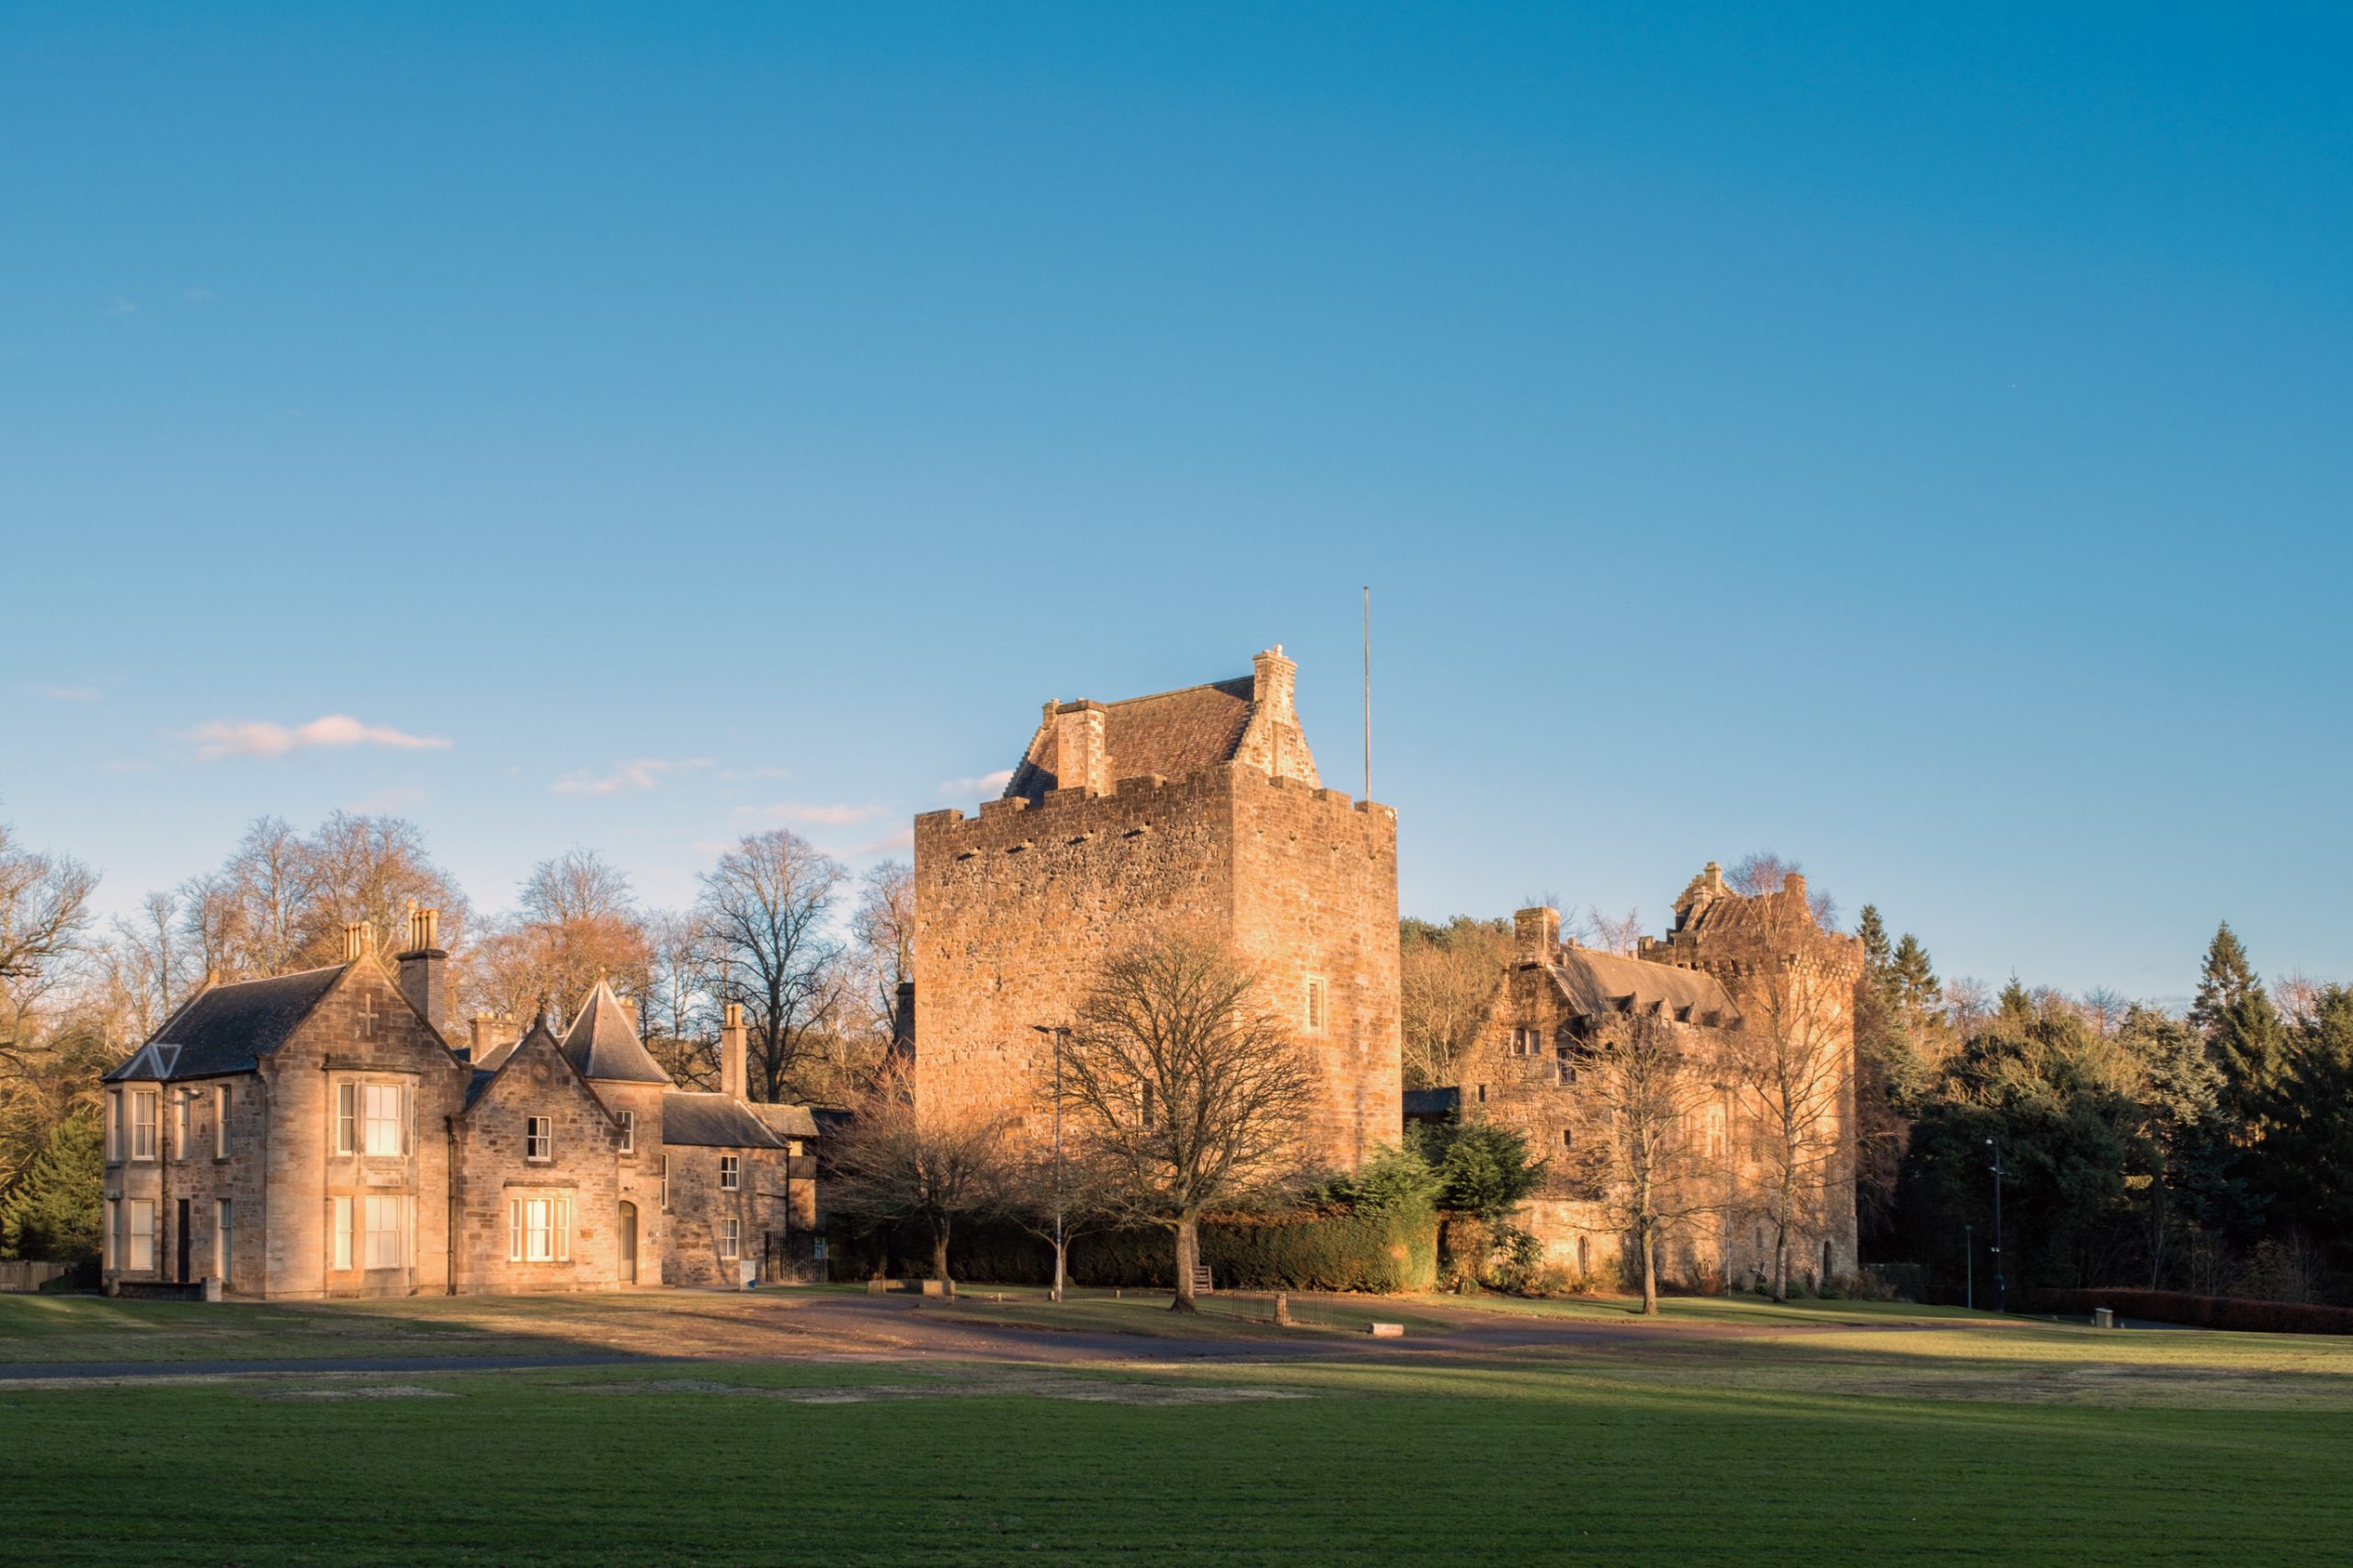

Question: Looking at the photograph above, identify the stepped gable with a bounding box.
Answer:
[1003,676,1256,803]
[102,964,350,1083]
[660,1091,786,1149]
[557,978,672,1085]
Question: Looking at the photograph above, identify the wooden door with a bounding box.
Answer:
[176,1199,191,1283]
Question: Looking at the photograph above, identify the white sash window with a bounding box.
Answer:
[362,1195,404,1268]
[335,1082,357,1155]
[718,1218,740,1260]
[127,1199,156,1271]
[333,1195,354,1269]
[362,1085,404,1155]
[507,1196,573,1263]
[130,1091,159,1161]
[719,1154,740,1191]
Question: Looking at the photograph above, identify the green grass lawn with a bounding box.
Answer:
[6,1350,2349,1565]
[917,1284,1464,1340]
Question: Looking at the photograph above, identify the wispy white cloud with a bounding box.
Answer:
[937,769,1013,800]
[551,756,714,797]
[182,713,453,761]
[34,685,101,702]
[104,296,139,316]
[183,288,219,303]
[744,801,888,826]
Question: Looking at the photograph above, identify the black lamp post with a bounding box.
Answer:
[1029,1023,1071,1302]
[1985,1135,2006,1313]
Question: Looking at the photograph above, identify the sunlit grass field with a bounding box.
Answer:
[5,1290,2351,1563]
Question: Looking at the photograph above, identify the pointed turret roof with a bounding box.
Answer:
[557,977,673,1085]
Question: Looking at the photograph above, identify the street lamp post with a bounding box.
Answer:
[1030,1023,1071,1302]
[1985,1135,2006,1314]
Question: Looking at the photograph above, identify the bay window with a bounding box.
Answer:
[362,1195,404,1268]
[362,1084,404,1155]
[131,1090,158,1160]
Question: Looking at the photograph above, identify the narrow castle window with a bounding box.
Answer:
[1561,1128,1574,1149]
[1304,977,1327,1034]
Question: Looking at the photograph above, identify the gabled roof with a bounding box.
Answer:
[558,979,672,1085]
[660,1091,787,1149]
[1543,948,1735,1025]
[1004,677,1256,802]
[461,1017,619,1126]
[750,1102,820,1141]
[103,965,347,1083]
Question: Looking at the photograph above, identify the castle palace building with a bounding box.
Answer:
[1443,865,1862,1292]
[98,909,816,1300]
[909,646,1402,1171]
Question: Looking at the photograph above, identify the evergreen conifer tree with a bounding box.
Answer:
[1891,935,1940,1021]
[0,1108,102,1263]
[2189,921,2259,1035]
[2192,924,2286,1119]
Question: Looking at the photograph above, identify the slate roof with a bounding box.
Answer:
[1004,676,1256,802]
[750,1102,820,1141]
[103,965,347,1083]
[660,1091,787,1149]
[558,979,672,1085]
[1545,948,1735,1025]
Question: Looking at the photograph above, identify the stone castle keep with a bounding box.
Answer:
[911,647,1404,1171]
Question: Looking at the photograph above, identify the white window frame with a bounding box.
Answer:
[215,1199,232,1282]
[106,1088,121,1162]
[507,1195,572,1264]
[127,1199,156,1271]
[618,1110,634,1155]
[659,1154,670,1210]
[718,1217,740,1260]
[174,1091,190,1154]
[719,1153,740,1191]
[335,1081,357,1156]
[213,1085,230,1159]
[103,1199,117,1270]
[130,1090,159,1161]
[362,1195,404,1269]
[332,1195,354,1270]
[526,1116,553,1162]
[362,1084,404,1156]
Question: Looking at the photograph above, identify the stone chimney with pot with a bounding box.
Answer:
[721,1001,748,1101]
[1252,644,1297,713]
[394,902,447,1033]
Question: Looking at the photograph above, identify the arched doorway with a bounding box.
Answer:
[619,1201,638,1284]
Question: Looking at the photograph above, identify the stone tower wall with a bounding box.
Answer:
[912,762,1400,1170]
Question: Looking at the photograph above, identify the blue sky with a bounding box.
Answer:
[4,4,2347,998]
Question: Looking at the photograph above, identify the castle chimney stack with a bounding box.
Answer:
[1514,906,1562,961]
[469,1012,508,1058]
[394,902,448,1033]
[1252,645,1298,713]
[1053,702,1109,795]
[340,922,369,963]
[721,1001,748,1101]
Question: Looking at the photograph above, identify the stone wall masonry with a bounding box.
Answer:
[914,762,1400,1171]
[662,1145,785,1288]
[451,1038,624,1294]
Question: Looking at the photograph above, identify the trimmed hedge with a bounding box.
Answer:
[830,1206,1438,1294]
[2035,1287,2353,1335]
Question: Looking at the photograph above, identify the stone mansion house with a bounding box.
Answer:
[99,910,815,1298]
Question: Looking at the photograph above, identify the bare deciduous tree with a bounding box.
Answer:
[461,847,652,1027]
[850,859,915,1046]
[1721,884,1856,1301]
[1060,932,1315,1312]
[827,1064,1010,1286]
[1727,850,1837,931]
[1399,916,1508,1091]
[293,812,472,966]
[1586,905,1644,957]
[1564,1014,1724,1314]
[698,830,847,1102]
